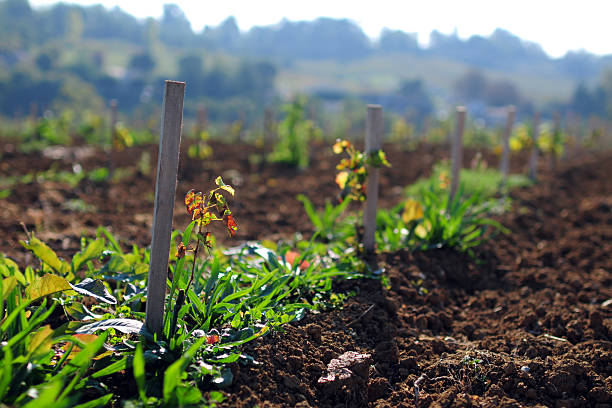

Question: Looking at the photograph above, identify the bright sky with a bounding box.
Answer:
[30,0,611,58]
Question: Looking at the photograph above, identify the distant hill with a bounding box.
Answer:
[2,0,612,117]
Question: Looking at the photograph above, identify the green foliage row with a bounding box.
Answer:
[299,158,525,255]
[1,212,368,407]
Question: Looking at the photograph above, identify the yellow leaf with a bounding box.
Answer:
[402,199,424,223]
[28,325,54,358]
[26,274,71,301]
[1,276,18,299]
[335,171,349,189]
[415,220,432,239]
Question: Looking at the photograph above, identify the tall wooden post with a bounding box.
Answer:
[145,81,185,336]
[528,112,540,181]
[363,105,383,253]
[500,106,515,186]
[196,104,207,135]
[551,112,561,171]
[108,99,118,179]
[450,106,466,203]
[263,107,274,161]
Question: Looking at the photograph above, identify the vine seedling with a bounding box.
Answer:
[333,139,390,203]
[165,176,237,341]
[182,176,237,290]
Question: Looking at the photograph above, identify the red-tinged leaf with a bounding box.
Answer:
[214,193,227,213]
[284,250,310,269]
[176,242,187,259]
[224,213,238,237]
[207,335,220,345]
[185,189,196,210]
[185,190,204,218]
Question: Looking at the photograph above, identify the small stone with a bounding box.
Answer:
[283,374,300,390]
[526,388,538,400]
[503,362,516,375]
[589,310,604,329]
[318,351,372,385]
[306,324,322,343]
[521,312,537,328]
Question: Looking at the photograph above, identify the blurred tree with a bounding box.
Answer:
[66,8,84,43]
[379,29,419,53]
[160,4,193,46]
[454,70,487,101]
[484,79,521,106]
[129,52,156,76]
[35,49,59,71]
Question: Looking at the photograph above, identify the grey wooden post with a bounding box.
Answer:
[145,81,185,335]
[528,112,540,181]
[450,107,466,203]
[108,99,118,179]
[363,105,383,253]
[500,106,515,186]
[196,104,207,135]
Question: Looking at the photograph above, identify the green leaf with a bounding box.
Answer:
[91,355,132,378]
[71,394,113,408]
[206,352,241,364]
[0,346,12,401]
[0,255,26,285]
[22,378,66,408]
[72,238,105,273]
[27,325,54,358]
[64,303,102,321]
[75,319,144,335]
[26,274,71,301]
[163,336,208,403]
[134,343,146,401]
[60,331,108,376]
[21,237,70,275]
[70,279,117,304]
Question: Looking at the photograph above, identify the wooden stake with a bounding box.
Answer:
[551,112,561,171]
[263,107,274,162]
[363,105,383,253]
[145,81,185,336]
[500,106,515,187]
[196,104,207,135]
[108,99,118,179]
[450,106,466,203]
[528,112,540,181]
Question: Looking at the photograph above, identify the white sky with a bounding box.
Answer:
[30,0,611,58]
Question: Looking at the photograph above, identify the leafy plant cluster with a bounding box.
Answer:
[333,139,390,202]
[300,150,513,255]
[269,97,321,169]
[509,123,566,157]
[1,176,367,407]
[7,110,155,153]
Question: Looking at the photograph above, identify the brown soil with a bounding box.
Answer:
[1,140,610,407]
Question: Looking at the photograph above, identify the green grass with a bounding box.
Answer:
[405,162,532,200]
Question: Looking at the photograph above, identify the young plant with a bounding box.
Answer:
[188,129,213,160]
[296,194,352,242]
[164,176,237,342]
[269,97,320,169]
[333,139,390,203]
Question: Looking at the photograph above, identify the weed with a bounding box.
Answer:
[269,97,320,168]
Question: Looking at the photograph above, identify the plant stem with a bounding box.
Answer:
[186,224,202,292]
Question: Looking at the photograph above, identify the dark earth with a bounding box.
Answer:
[1,139,610,407]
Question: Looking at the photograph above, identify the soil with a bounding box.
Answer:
[1,139,610,407]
